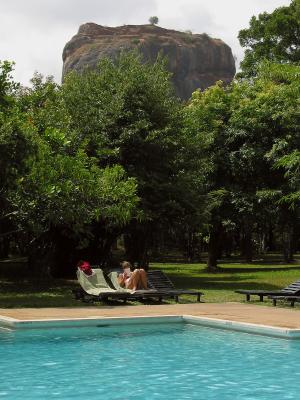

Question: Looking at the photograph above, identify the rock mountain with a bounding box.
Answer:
[62,23,236,100]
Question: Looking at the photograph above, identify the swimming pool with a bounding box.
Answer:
[0,321,299,399]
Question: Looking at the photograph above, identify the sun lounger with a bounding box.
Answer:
[146,270,203,303]
[74,268,131,302]
[74,268,171,303]
[268,295,300,307]
[235,280,300,302]
[107,271,173,302]
[107,271,153,293]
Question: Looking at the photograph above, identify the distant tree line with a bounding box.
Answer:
[0,1,299,276]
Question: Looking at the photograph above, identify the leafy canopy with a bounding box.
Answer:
[239,0,300,77]
[149,16,159,25]
[62,51,184,225]
[2,65,138,244]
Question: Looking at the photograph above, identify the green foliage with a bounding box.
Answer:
[275,151,300,207]
[62,52,183,224]
[0,61,35,225]
[239,0,300,77]
[149,16,159,25]
[14,149,138,235]
[182,31,196,44]
[61,51,213,264]
[184,81,233,206]
[185,62,300,267]
[12,74,139,238]
[131,38,140,45]
[0,65,139,274]
[1,37,300,275]
[0,60,19,109]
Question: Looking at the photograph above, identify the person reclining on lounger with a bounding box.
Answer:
[118,261,148,291]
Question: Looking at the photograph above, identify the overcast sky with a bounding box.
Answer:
[0,0,291,86]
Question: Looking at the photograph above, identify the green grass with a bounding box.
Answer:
[0,278,82,308]
[152,259,300,305]
[0,257,300,308]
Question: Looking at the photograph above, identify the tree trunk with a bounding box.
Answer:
[27,233,55,279]
[186,230,197,262]
[243,231,253,262]
[240,224,253,262]
[282,226,293,263]
[0,215,13,259]
[124,221,151,269]
[266,226,275,252]
[0,237,10,259]
[207,225,222,272]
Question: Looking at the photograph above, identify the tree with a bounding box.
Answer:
[0,61,35,258]
[238,0,300,77]
[184,82,234,270]
[276,151,300,207]
[149,16,159,25]
[6,71,138,277]
[62,52,189,266]
[14,147,138,276]
[228,63,300,262]
[185,61,300,269]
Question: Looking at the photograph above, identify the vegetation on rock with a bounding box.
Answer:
[149,16,159,25]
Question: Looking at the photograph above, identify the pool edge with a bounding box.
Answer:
[0,315,183,330]
[183,315,300,339]
[1,314,300,339]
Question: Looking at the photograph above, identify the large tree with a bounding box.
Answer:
[2,67,138,277]
[229,63,300,262]
[239,0,300,77]
[0,61,35,258]
[184,82,236,270]
[62,52,190,266]
[185,61,300,269]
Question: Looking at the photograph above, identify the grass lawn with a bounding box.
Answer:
[0,257,300,308]
[154,259,300,304]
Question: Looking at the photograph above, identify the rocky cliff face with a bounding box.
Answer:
[62,23,236,100]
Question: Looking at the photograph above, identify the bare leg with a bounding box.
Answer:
[125,269,140,291]
[139,269,148,289]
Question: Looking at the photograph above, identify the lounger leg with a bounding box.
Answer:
[158,296,163,303]
[291,300,295,308]
[175,295,179,303]
[246,294,250,301]
[197,293,200,302]
[259,295,264,302]
[272,299,277,306]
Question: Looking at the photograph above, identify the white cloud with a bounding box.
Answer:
[0,0,291,85]
[156,0,291,65]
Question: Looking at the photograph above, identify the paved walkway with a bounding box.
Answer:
[1,303,300,329]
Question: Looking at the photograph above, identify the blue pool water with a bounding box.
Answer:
[0,322,300,399]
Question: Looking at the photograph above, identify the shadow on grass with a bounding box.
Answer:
[169,275,284,291]
[220,266,300,273]
[0,278,178,308]
[0,278,77,294]
[0,278,81,308]
[158,264,300,275]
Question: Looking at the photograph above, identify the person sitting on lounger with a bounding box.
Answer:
[118,261,148,291]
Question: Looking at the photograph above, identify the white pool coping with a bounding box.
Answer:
[183,315,300,339]
[1,314,300,339]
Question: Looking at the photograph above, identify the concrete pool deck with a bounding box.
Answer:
[0,303,300,329]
